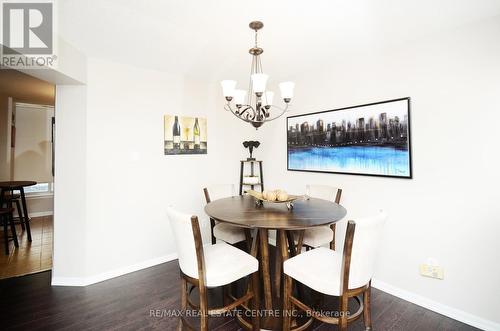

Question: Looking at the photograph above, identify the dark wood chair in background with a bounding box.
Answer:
[167,207,260,331]
[2,193,26,230]
[1,208,19,254]
[283,212,387,331]
[0,181,36,243]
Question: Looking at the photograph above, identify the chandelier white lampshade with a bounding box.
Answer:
[251,73,269,94]
[233,89,247,105]
[221,80,237,98]
[263,91,274,107]
[221,21,294,129]
[279,81,295,101]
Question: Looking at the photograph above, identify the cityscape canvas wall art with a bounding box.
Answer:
[164,115,207,155]
[287,98,412,178]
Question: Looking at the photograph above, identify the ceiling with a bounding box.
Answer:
[58,0,500,81]
[0,70,55,105]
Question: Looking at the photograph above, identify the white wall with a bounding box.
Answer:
[19,37,87,85]
[254,18,500,328]
[59,58,257,280]
[53,85,88,281]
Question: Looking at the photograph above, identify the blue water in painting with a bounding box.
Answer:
[288,146,410,177]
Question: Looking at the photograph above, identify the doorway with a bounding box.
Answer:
[0,70,55,279]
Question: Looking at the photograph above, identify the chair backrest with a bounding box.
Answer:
[306,184,342,203]
[203,184,235,203]
[342,211,387,290]
[166,207,204,280]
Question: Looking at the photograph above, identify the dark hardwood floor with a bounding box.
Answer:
[0,259,479,331]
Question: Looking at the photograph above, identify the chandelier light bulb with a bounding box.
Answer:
[233,89,247,105]
[221,80,237,99]
[251,73,269,94]
[263,91,274,106]
[279,82,295,101]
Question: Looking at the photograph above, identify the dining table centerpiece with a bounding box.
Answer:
[245,189,299,210]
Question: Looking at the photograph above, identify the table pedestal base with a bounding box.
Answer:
[233,228,304,330]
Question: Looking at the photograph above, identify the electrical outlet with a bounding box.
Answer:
[419,264,444,279]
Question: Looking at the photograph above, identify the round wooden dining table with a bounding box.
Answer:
[205,194,347,329]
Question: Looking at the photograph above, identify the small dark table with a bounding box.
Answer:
[205,195,347,329]
[0,181,37,242]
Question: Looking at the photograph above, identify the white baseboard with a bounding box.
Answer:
[24,211,54,218]
[50,276,88,286]
[51,253,178,287]
[372,279,499,331]
[26,193,54,199]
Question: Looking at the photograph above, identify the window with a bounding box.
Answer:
[13,103,55,185]
[23,183,53,194]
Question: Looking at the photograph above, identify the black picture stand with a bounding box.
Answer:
[239,160,264,195]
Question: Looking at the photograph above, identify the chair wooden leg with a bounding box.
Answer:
[296,230,304,254]
[339,295,349,331]
[329,223,336,250]
[245,229,253,252]
[251,270,260,331]
[199,283,209,331]
[210,219,216,245]
[282,274,292,331]
[2,215,9,255]
[223,284,231,306]
[286,231,296,257]
[8,212,19,247]
[363,282,372,330]
[19,188,32,242]
[15,200,25,230]
[274,237,282,298]
[179,277,187,331]
[259,229,272,311]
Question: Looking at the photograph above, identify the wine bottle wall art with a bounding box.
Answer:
[164,115,207,155]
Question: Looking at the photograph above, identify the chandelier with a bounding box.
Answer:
[220,21,295,129]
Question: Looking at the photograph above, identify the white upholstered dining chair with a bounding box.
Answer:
[203,184,247,246]
[299,184,343,250]
[283,211,387,331]
[167,207,260,331]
